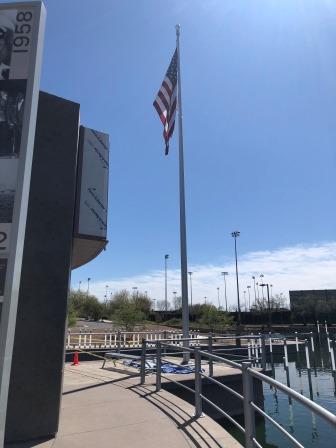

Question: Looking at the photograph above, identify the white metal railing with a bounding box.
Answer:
[65,329,202,350]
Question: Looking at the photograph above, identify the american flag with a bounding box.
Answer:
[153,49,178,155]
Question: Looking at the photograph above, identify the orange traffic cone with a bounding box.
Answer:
[72,351,79,366]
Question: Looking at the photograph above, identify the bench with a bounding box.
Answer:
[101,352,141,369]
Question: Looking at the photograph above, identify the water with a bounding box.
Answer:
[227,337,336,447]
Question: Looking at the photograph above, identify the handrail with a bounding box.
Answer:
[201,372,244,401]
[160,374,195,394]
[250,402,304,448]
[200,394,246,433]
[139,337,336,448]
[198,349,242,369]
[248,368,336,426]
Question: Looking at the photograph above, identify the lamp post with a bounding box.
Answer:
[153,299,156,311]
[188,271,193,307]
[204,296,207,304]
[243,291,246,311]
[256,282,260,300]
[260,274,265,303]
[260,283,271,328]
[252,276,257,305]
[270,284,273,298]
[217,287,220,309]
[231,231,241,324]
[78,280,82,292]
[247,285,251,311]
[132,286,138,298]
[87,277,91,298]
[164,254,169,311]
[105,285,109,307]
[221,271,229,312]
[173,291,177,310]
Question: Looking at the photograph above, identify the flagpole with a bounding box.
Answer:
[175,24,190,363]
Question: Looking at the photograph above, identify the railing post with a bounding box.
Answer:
[304,339,311,370]
[331,340,336,391]
[242,362,255,448]
[283,338,288,367]
[261,334,266,370]
[67,330,70,349]
[156,341,162,392]
[117,330,121,353]
[194,348,203,418]
[163,330,167,356]
[208,332,213,377]
[140,338,146,385]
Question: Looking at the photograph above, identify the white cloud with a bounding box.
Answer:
[79,241,336,309]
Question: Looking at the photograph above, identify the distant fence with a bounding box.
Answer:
[65,330,202,350]
[150,310,336,325]
[150,310,292,325]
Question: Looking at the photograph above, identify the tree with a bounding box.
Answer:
[81,296,104,320]
[68,290,104,321]
[251,294,288,311]
[106,289,129,315]
[173,295,182,310]
[67,295,77,327]
[157,299,170,311]
[107,289,152,330]
[113,301,144,331]
[200,305,233,329]
[133,293,152,316]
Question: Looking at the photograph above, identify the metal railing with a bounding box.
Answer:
[65,329,202,349]
[139,337,336,448]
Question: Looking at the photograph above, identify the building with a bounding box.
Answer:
[289,289,336,310]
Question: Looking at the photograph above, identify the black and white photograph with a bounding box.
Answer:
[76,127,109,239]
[0,257,6,298]
[0,80,26,158]
[0,157,18,223]
[0,10,15,80]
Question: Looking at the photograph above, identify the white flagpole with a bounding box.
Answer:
[175,24,190,363]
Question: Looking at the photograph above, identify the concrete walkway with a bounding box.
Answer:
[8,361,242,448]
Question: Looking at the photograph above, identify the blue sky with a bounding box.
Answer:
[26,0,336,304]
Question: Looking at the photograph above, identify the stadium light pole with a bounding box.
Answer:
[260,274,265,303]
[105,285,109,307]
[231,231,241,324]
[188,271,193,306]
[87,277,91,298]
[247,285,251,311]
[252,276,257,304]
[260,283,271,327]
[173,291,177,310]
[221,271,229,312]
[164,254,169,311]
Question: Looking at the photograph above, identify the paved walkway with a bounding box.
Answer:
[8,361,242,448]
